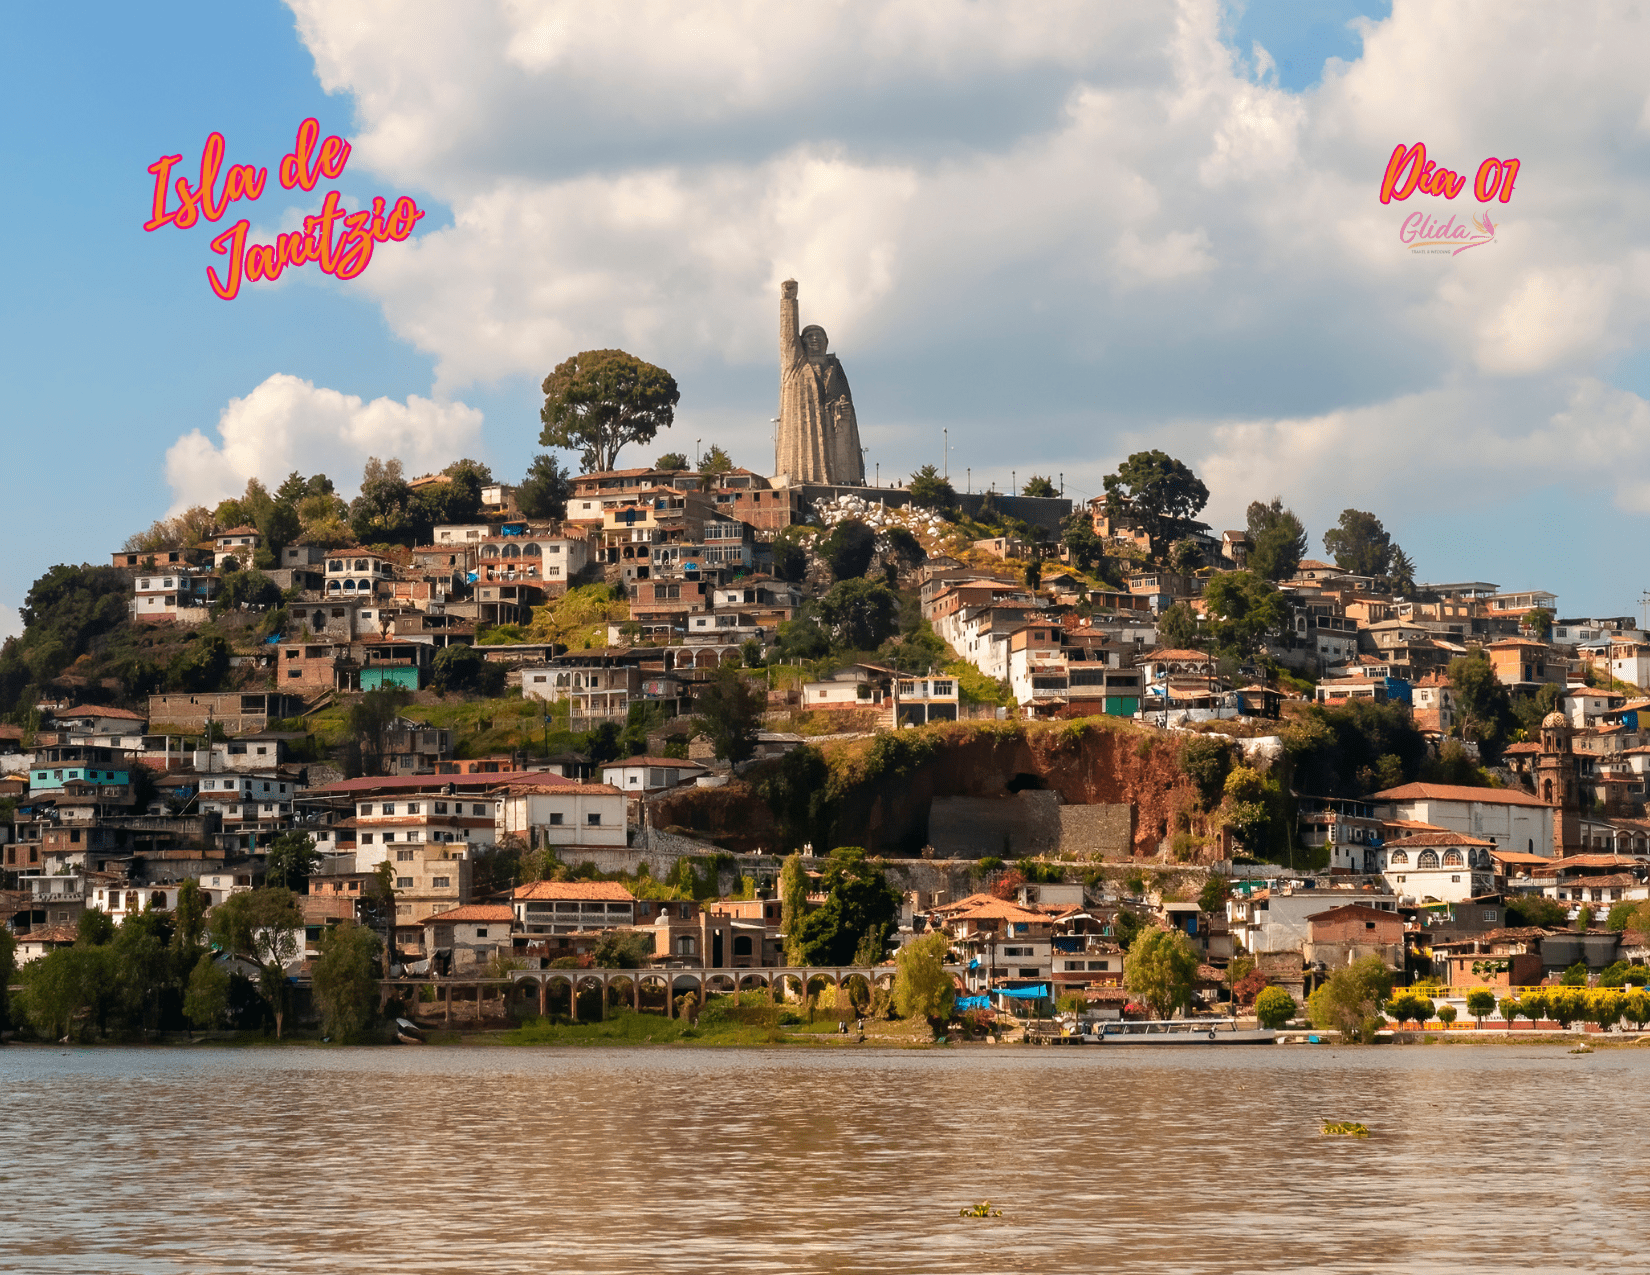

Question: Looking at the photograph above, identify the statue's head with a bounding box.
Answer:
[800,324,828,358]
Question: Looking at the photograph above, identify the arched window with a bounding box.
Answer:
[327,580,341,592]
[481,544,499,558]
[733,935,753,957]
[151,892,167,908]
[522,542,542,557]
[1443,849,1463,866]
[353,559,368,571]
[1543,779,1554,802]
[1418,850,1439,868]
[1388,850,1408,865]
[502,543,520,558]
[343,579,357,590]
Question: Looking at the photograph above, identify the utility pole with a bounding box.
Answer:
[966,468,971,494]
[943,428,948,480]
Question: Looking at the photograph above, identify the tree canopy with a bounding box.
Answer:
[691,666,764,765]
[790,847,900,966]
[894,931,956,1025]
[699,445,734,474]
[816,577,900,651]
[1021,475,1056,497]
[908,465,955,512]
[1102,450,1208,554]
[1323,508,1400,578]
[1123,926,1200,1018]
[539,349,680,474]
[820,519,877,580]
[1306,953,1393,1043]
[1244,498,1308,581]
[311,922,381,1041]
[1202,571,1288,656]
[654,451,689,471]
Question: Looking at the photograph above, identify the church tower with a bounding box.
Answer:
[1535,710,1581,856]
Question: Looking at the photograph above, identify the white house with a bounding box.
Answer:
[1369,782,1555,857]
[1374,832,1498,904]
[1227,883,1399,954]
[497,784,627,849]
[599,757,706,794]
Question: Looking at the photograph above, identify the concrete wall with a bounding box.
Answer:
[928,792,1063,859]
[1055,804,1135,859]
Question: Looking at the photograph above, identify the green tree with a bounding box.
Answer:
[311,922,382,1041]
[908,465,955,512]
[817,577,900,651]
[23,946,115,1041]
[347,687,414,776]
[1465,987,1497,1028]
[779,851,810,964]
[691,666,764,765]
[1123,926,1200,1019]
[1447,650,1515,751]
[517,453,573,520]
[1156,602,1201,649]
[348,456,417,543]
[1202,571,1288,656]
[1549,986,1587,1027]
[592,930,655,969]
[1306,953,1393,1043]
[1021,475,1056,498]
[790,847,900,967]
[1387,546,1417,594]
[1498,995,1523,1025]
[539,349,680,473]
[113,906,173,1037]
[1561,960,1589,986]
[820,519,877,580]
[893,931,956,1027]
[76,907,115,947]
[1244,498,1308,581]
[1322,508,1395,577]
[1198,876,1231,915]
[216,568,281,612]
[1254,985,1296,1029]
[654,451,689,471]
[1623,990,1650,1030]
[757,749,834,855]
[1061,512,1105,572]
[165,633,231,692]
[1522,606,1555,639]
[771,531,808,584]
[265,831,322,892]
[699,445,734,475]
[1111,909,1146,950]
[1576,905,1594,933]
[183,952,230,1035]
[1102,450,1209,556]
[1504,894,1568,927]
[210,887,304,1038]
[1436,1004,1457,1026]
[432,644,506,696]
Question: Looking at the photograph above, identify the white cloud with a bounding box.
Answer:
[164,373,483,511]
[273,0,1650,605]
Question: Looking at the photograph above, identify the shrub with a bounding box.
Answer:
[1465,987,1497,1027]
[1254,986,1295,1029]
[1436,1004,1457,1026]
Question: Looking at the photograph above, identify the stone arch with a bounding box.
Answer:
[841,972,874,1012]
[733,934,754,959]
[522,542,542,556]
[705,973,738,996]
[695,648,719,669]
[502,543,521,558]
[1543,778,1554,802]
[736,972,770,992]
[773,972,806,1002]
[872,971,897,992]
[719,648,741,666]
[481,544,499,558]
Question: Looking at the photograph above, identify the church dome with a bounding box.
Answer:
[1542,711,1568,728]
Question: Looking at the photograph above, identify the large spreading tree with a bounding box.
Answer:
[1323,508,1398,578]
[1244,498,1308,581]
[1102,450,1209,556]
[539,349,680,474]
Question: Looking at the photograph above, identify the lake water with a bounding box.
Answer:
[0,1042,1640,1273]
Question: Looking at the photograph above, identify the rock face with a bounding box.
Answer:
[653,722,1196,859]
[775,279,865,485]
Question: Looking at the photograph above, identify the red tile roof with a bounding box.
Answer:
[601,757,706,770]
[513,881,636,902]
[307,772,575,796]
[420,904,514,925]
[1384,831,1497,848]
[57,704,146,721]
[1371,782,1550,808]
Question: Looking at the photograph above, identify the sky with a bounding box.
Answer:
[4,0,1650,636]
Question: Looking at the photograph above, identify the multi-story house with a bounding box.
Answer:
[131,565,218,623]
[210,525,262,568]
[496,782,628,850]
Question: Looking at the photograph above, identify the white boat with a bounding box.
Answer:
[1088,1017,1276,1045]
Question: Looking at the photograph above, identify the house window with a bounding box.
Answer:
[1017,968,1040,978]
[475,928,488,939]
[360,834,374,844]
[433,877,450,888]
[472,804,486,815]
[549,813,564,826]
[587,813,601,826]
[396,877,413,888]
[396,850,414,862]
[677,937,696,956]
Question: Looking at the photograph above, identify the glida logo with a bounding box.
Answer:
[1379,142,1517,257]
[1399,210,1496,256]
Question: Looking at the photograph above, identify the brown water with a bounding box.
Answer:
[0,1043,1639,1273]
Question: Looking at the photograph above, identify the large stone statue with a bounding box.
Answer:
[775,279,865,485]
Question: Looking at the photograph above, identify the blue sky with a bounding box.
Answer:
[4,0,1649,635]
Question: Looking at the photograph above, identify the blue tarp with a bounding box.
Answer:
[995,984,1051,1000]
[955,995,991,1011]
